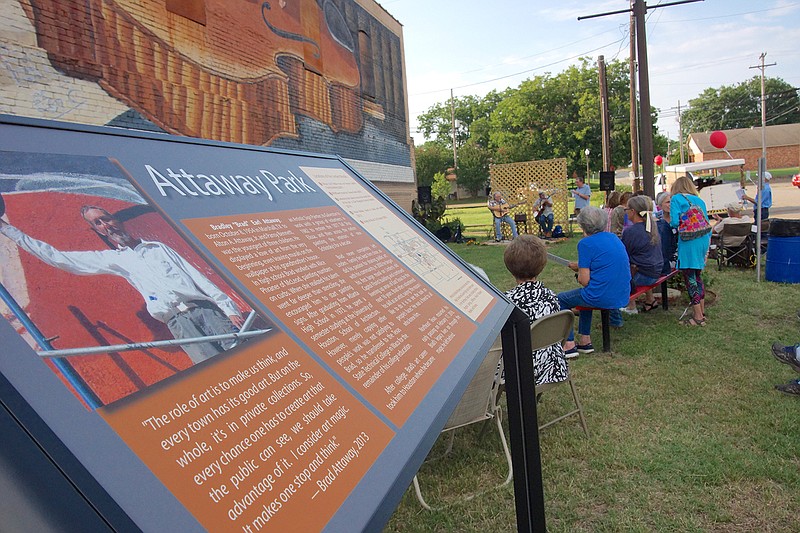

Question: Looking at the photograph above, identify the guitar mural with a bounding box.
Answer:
[17,0,405,150]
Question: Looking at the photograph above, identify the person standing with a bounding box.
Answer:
[571,176,591,215]
[0,205,244,363]
[741,171,772,221]
[487,191,519,242]
[670,176,711,327]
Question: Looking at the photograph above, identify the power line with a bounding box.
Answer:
[409,34,628,97]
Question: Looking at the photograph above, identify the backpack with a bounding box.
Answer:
[677,194,711,241]
[551,225,564,238]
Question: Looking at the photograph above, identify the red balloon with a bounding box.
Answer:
[709,130,727,149]
[654,155,663,166]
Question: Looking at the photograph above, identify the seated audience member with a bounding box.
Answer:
[656,192,678,275]
[712,202,753,235]
[771,342,800,397]
[557,207,631,357]
[533,191,555,238]
[609,191,632,237]
[503,235,568,385]
[620,196,663,313]
[604,191,622,232]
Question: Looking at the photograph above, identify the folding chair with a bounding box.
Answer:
[412,337,512,510]
[714,223,756,270]
[531,310,589,436]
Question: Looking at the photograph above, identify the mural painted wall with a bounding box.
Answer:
[0,0,415,207]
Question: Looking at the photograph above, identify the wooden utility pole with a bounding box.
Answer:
[579,0,703,198]
[598,55,612,171]
[629,5,640,191]
[450,88,458,175]
[677,100,684,164]
[632,0,655,197]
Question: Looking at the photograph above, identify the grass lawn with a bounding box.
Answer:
[385,238,799,532]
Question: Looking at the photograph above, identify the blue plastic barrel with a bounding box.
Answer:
[766,219,800,283]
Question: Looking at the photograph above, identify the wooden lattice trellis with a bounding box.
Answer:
[489,158,568,237]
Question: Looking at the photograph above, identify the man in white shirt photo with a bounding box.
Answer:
[0,205,244,363]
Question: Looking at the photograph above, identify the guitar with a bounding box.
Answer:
[491,201,526,219]
[535,195,553,218]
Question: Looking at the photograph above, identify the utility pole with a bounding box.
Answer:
[749,52,776,282]
[598,55,612,171]
[633,0,655,197]
[579,0,703,198]
[629,4,640,191]
[450,88,458,175]
[677,100,684,164]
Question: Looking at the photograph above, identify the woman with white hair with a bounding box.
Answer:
[558,206,631,356]
[620,196,663,313]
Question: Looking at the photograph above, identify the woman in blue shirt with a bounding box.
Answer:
[558,206,631,356]
[670,176,711,326]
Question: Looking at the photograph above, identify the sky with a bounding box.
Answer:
[382,0,800,149]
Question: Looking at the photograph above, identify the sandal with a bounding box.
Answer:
[680,317,706,327]
[641,301,659,313]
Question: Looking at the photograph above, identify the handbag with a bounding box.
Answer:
[677,194,711,241]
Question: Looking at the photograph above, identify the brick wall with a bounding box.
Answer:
[1,0,416,209]
[695,146,800,172]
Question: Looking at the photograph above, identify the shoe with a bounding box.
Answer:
[771,343,800,373]
[641,301,659,313]
[564,347,579,359]
[620,307,638,315]
[775,379,800,397]
[576,343,594,354]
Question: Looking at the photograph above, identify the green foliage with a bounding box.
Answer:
[415,141,452,186]
[417,92,505,149]
[681,76,800,136]
[416,58,643,177]
[411,196,447,232]
[431,171,451,202]
[456,140,491,196]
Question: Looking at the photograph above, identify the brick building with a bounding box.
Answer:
[688,123,800,172]
[0,0,417,208]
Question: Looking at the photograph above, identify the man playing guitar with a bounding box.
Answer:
[488,191,520,242]
[534,191,555,238]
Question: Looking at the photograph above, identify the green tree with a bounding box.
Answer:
[417,91,505,149]
[456,139,491,196]
[414,141,452,186]
[431,171,451,201]
[488,58,636,175]
[681,77,800,136]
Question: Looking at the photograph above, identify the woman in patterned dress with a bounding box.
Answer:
[503,235,568,385]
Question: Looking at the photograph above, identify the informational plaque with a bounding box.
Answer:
[0,116,512,531]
